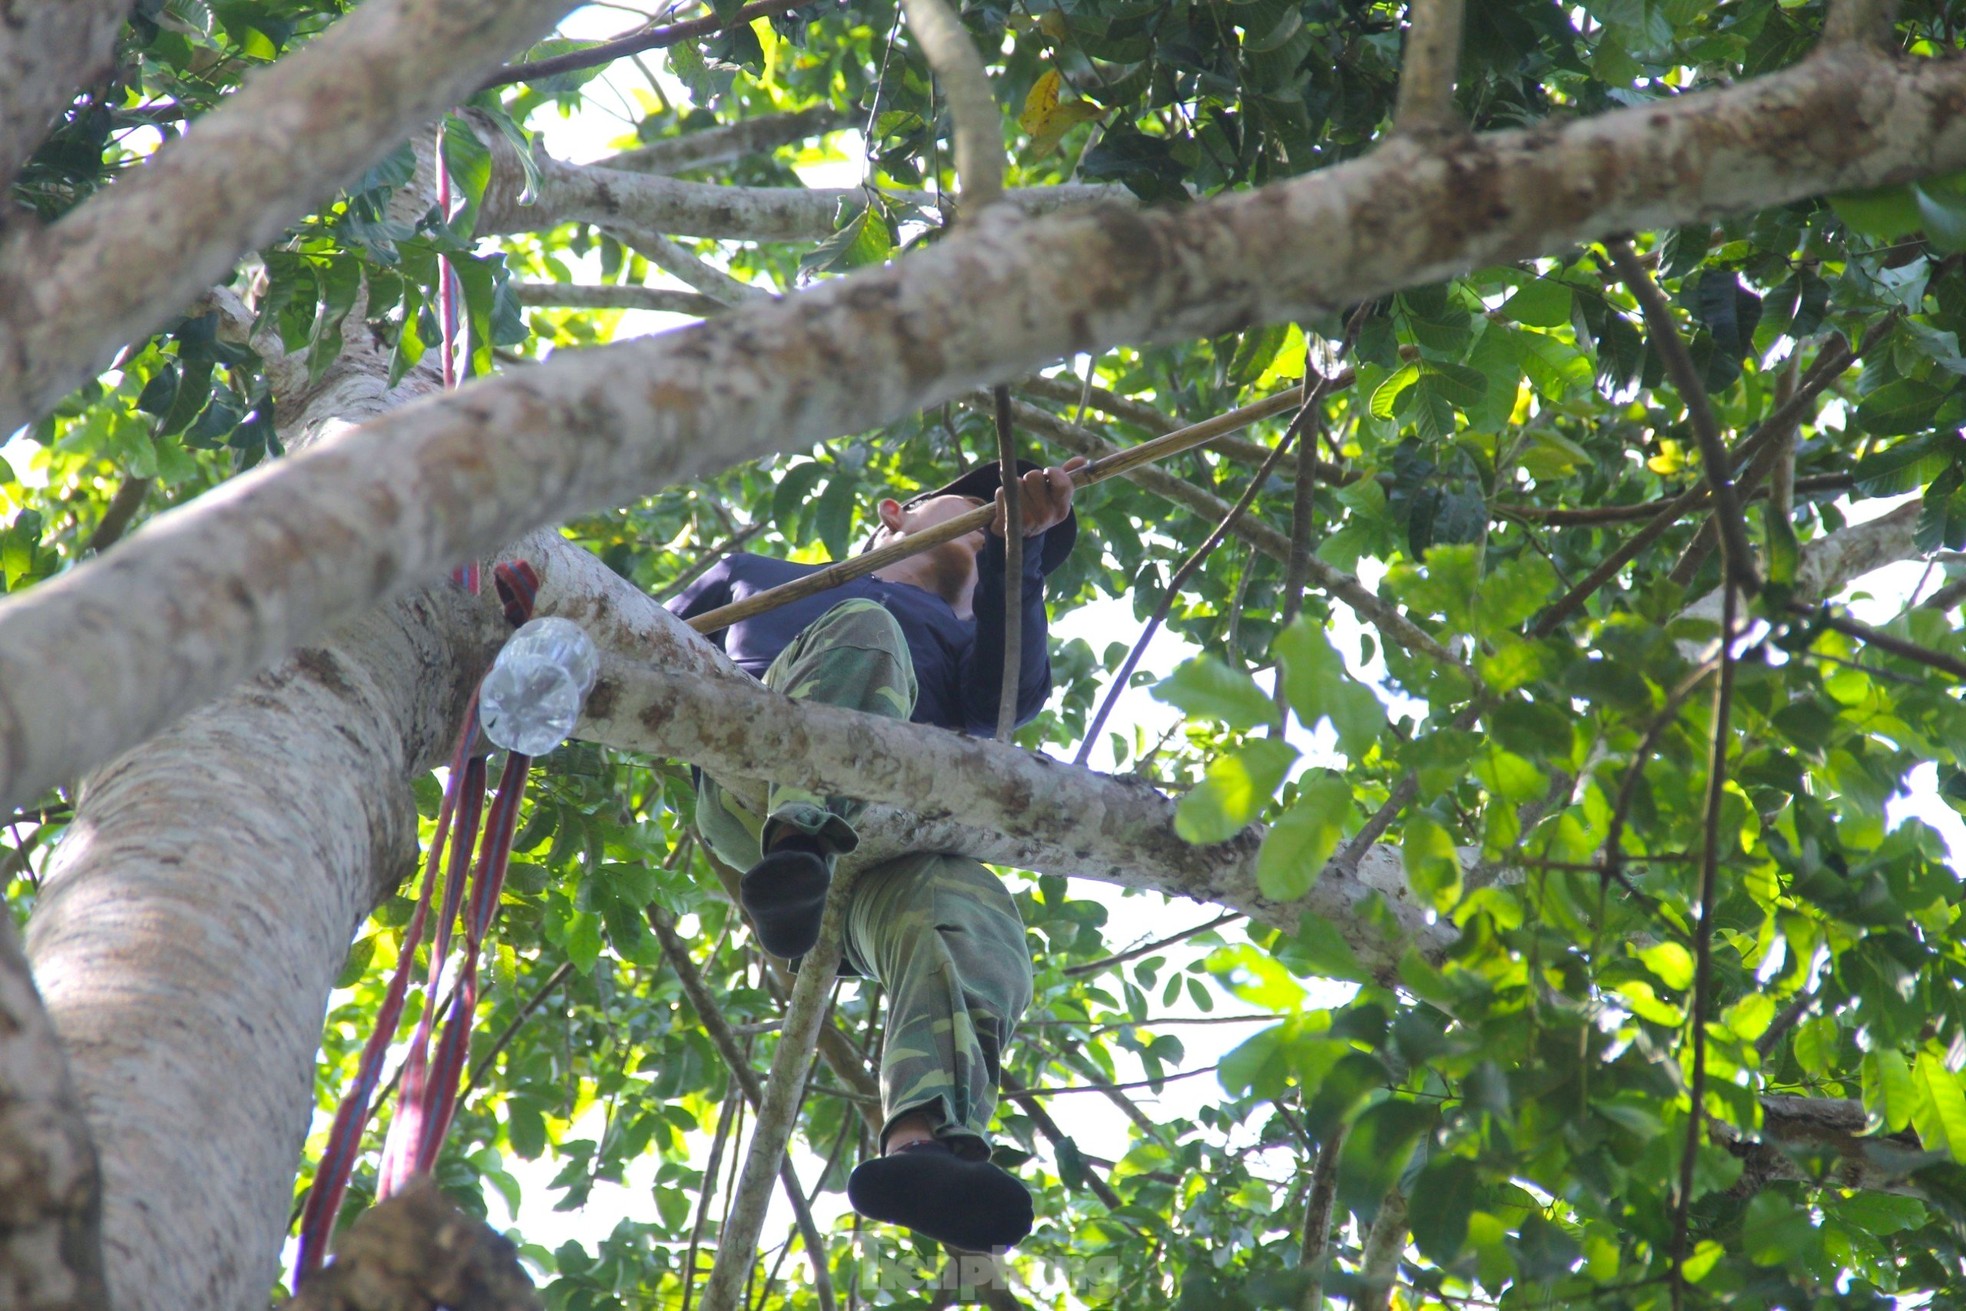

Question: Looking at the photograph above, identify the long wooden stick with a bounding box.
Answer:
[684,389,1304,635]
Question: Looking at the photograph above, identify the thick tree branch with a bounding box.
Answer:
[1296,1126,1345,1311]
[0,914,108,1311]
[1821,0,1901,49]
[1355,1187,1408,1311]
[4,42,1963,811]
[1392,0,1466,132]
[481,152,1114,243]
[0,0,579,435]
[899,0,1004,211]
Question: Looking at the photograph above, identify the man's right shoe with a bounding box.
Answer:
[739,836,831,958]
[846,1140,1035,1251]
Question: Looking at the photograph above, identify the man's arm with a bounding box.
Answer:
[664,557,735,645]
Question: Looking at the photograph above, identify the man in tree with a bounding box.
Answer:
[666,455,1087,1252]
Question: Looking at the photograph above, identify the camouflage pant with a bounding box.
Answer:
[695,599,1034,1158]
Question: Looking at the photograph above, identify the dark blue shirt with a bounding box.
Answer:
[666,534,1055,735]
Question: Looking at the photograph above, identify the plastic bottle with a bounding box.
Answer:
[478,616,600,756]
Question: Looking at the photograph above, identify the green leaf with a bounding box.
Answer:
[1175,738,1297,844]
[1637,940,1695,992]
[1863,1049,1917,1133]
[1792,1015,1838,1077]
[1255,774,1351,901]
[439,113,494,237]
[1402,812,1461,911]
[1914,1051,1966,1162]
[799,202,892,276]
[1152,655,1279,731]
[1406,1155,1477,1262]
[1501,279,1572,328]
[335,935,377,989]
[1913,175,1966,252]
[1916,464,1966,551]
[1852,434,1949,494]
[1273,617,1385,758]
[1370,362,1420,419]
[1855,378,1950,436]
[1829,184,1923,240]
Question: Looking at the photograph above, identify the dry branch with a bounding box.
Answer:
[3,42,1963,812]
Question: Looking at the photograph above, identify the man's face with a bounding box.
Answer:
[877,492,988,606]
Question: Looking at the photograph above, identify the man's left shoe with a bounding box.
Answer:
[739,834,832,958]
[846,1140,1034,1251]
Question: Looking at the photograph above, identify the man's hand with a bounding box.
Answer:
[991,456,1087,538]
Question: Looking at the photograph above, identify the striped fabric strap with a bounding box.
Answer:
[294,558,541,1280]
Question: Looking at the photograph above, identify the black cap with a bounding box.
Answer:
[897,459,1079,575]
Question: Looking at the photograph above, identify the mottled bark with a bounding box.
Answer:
[26,588,489,1311]
[0,0,133,192]
[5,43,1960,815]
[477,151,1111,242]
[286,1177,541,1311]
[0,915,107,1311]
[0,0,578,433]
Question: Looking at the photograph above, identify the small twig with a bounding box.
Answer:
[600,108,845,176]
[1796,605,1966,681]
[1000,1070,1123,1209]
[998,1064,1220,1099]
[1607,240,1757,593]
[87,477,151,552]
[681,1090,741,1311]
[1297,1125,1347,1311]
[1756,993,1815,1060]
[1499,474,1852,527]
[1392,0,1467,131]
[1669,358,1799,587]
[993,386,1024,742]
[609,226,773,307]
[1061,910,1242,977]
[1072,415,1307,764]
[464,960,573,1090]
[656,519,770,603]
[649,906,837,1311]
[1600,657,1722,882]
[1671,582,1738,1306]
[478,0,814,91]
[510,282,726,317]
[1527,319,1882,635]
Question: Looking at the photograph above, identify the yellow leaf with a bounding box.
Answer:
[1019,69,1063,136]
[1647,439,1686,475]
[1019,68,1104,158]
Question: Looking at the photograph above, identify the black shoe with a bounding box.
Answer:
[739,836,831,958]
[847,1140,1034,1251]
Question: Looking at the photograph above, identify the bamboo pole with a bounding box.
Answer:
[684,389,1304,635]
